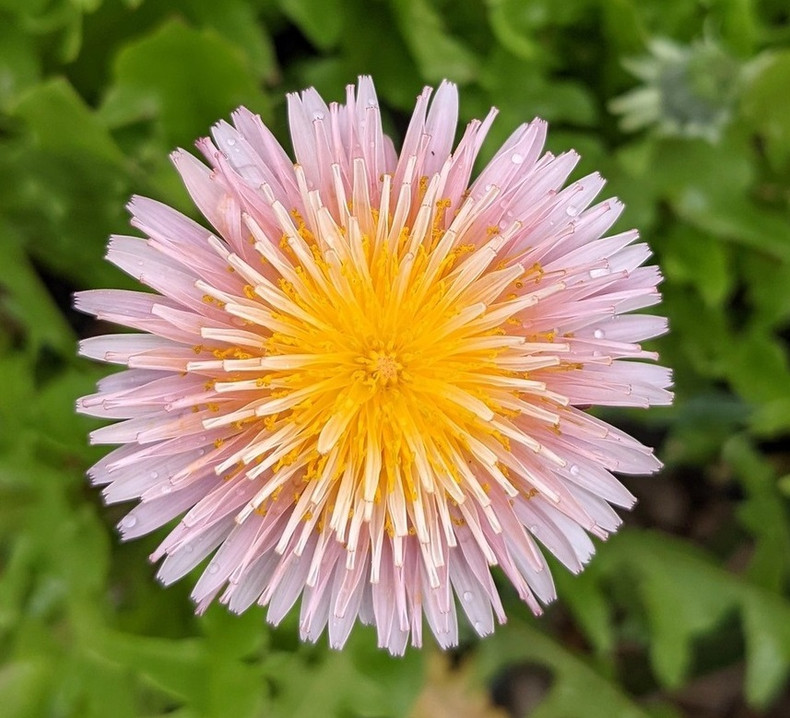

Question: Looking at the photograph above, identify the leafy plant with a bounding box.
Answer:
[1,0,789,716]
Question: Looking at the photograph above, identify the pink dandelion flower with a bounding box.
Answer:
[77,77,672,654]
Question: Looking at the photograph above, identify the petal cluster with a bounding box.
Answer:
[77,77,672,654]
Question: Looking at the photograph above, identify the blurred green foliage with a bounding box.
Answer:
[1,0,789,716]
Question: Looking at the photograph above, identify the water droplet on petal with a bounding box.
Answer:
[312,111,325,121]
[227,137,236,146]
[511,152,524,165]
[208,562,219,575]
[121,515,137,529]
[565,205,579,217]
[593,328,605,339]
[463,591,473,602]
[150,471,159,479]
[473,620,483,632]
[570,464,580,476]
[160,484,172,495]
[184,544,194,554]
[366,99,378,109]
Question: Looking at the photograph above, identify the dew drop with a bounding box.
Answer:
[183,544,194,554]
[208,562,220,575]
[366,99,378,109]
[150,471,159,480]
[484,183,494,192]
[511,152,524,165]
[227,137,236,146]
[592,350,602,358]
[312,111,325,121]
[463,591,473,602]
[121,514,137,529]
[473,621,483,632]
[565,205,579,217]
[593,328,605,340]
[160,484,172,495]
[569,464,580,476]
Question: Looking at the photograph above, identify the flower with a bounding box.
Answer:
[77,77,672,655]
[609,37,742,142]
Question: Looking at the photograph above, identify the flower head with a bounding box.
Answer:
[609,38,742,142]
[77,77,672,654]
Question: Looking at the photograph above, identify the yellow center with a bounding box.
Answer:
[363,350,402,386]
[191,169,569,580]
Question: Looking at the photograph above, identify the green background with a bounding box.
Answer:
[1,0,790,716]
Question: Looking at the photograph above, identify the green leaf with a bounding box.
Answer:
[0,353,36,449]
[30,367,104,460]
[638,558,733,687]
[13,77,126,167]
[93,631,206,701]
[726,330,790,405]
[279,0,345,51]
[390,0,479,84]
[73,654,137,718]
[92,617,268,717]
[598,535,737,689]
[675,191,790,264]
[100,19,270,148]
[599,530,790,705]
[7,78,133,287]
[0,222,75,356]
[741,591,790,706]
[0,19,40,109]
[0,536,36,637]
[752,397,790,437]
[662,393,747,466]
[267,628,424,718]
[0,660,51,718]
[660,286,732,382]
[724,437,790,592]
[184,0,278,80]
[741,50,790,170]
[486,0,541,60]
[660,226,731,308]
[477,619,651,718]
[199,603,266,660]
[741,246,790,330]
[553,562,614,655]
